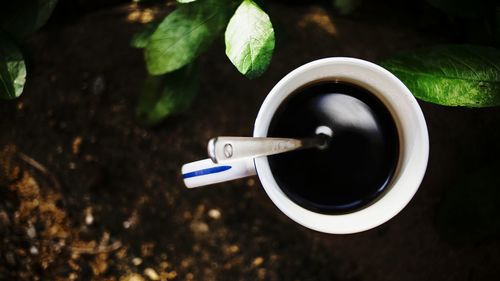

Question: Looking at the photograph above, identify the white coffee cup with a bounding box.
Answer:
[181,57,429,234]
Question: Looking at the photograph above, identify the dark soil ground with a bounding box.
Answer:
[1,2,500,281]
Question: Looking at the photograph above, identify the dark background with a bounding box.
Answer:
[1,0,499,280]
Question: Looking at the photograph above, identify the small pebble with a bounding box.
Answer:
[165,271,177,279]
[159,261,169,269]
[72,137,83,154]
[228,245,239,254]
[0,211,10,227]
[144,268,160,281]
[247,178,255,187]
[270,254,278,262]
[85,208,94,225]
[30,246,39,255]
[5,252,16,266]
[183,211,192,220]
[71,252,80,260]
[115,248,127,259]
[180,258,193,268]
[141,243,155,257]
[252,257,264,267]
[120,273,144,281]
[208,209,221,220]
[190,221,209,234]
[91,75,106,95]
[132,257,143,266]
[192,244,200,252]
[257,268,266,280]
[123,211,139,229]
[26,224,37,238]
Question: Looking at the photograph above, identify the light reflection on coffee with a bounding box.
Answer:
[267,81,399,214]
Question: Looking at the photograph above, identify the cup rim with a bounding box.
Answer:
[253,57,429,234]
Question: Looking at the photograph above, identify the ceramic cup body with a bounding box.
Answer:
[252,58,428,234]
[182,57,429,234]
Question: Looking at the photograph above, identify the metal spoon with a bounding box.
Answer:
[207,126,333,164]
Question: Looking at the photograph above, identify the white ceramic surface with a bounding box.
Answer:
[253,58,428,234]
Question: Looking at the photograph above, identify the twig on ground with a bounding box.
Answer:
[18,152,67,206]
[70,241,122,254]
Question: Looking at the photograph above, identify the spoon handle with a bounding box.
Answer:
[207,136,321,164]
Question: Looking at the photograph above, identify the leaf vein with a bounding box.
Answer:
[150,11,218,58]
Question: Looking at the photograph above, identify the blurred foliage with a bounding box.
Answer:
[381,45,500,107]
[133,0,275,124]
[144,0,234,75]
[332,0,361,15]
[136,64,198,126]
[0,0,57,39]
[130,21,160,49]
[0,0,58,99]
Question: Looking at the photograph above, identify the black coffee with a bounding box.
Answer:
[267,81,399,214]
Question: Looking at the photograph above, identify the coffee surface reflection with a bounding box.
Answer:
[267,81,400,214]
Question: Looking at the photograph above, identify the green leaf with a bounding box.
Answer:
[0,0,58,38]
[136,64,198,126]
[225,0,275,79]
[130,21,160,49]
[332,0,362,15]
[426,0,494,18]
[145,0,232,75]
[381,45,500,107]
[0,35,27,99]
[34,0,58,29]
[437,165,500,243]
